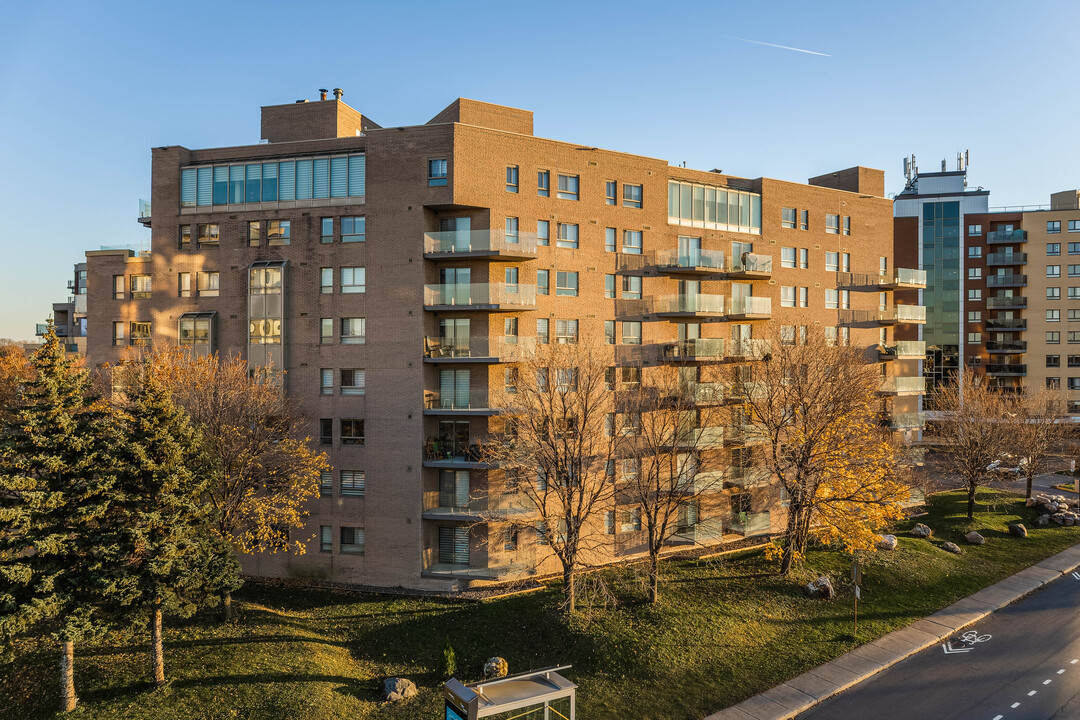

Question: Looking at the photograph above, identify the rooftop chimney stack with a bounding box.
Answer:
[333,88,343,101]
[319,88,328,101]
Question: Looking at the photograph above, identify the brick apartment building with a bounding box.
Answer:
[895,158,1080,412]
[83,94,924,591]
[35,262,88,354]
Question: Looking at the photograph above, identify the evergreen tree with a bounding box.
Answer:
[0,324,117,712]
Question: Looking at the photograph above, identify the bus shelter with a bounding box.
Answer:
[444,665,576,720]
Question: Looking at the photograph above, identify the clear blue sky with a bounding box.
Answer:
[2,0,1077,340]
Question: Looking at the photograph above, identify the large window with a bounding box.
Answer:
[181,154,366,206]
[341,317,366,344]
[340,420,365,445]
[342,216,365,242]
[341,369,366,395]
[557,223,578,249]
[178,314,212,349]
[1048,221,1062,234]
[197,223,219,246]
[340,527,364,554]
[623,183,643,208]
[341,267,366,293]
[196,271,219,297]
[622,275,641,299]
[130,275,151,298]
[667,181,761,232]
[556,271,578,296]
[555,319,579,344]
[556,174,579,200]
[267,220,290,246]
[340,471,365,496]
[622,321,642,345]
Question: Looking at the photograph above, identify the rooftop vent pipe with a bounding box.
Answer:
[319,89,328,101]
[333,88,343,100]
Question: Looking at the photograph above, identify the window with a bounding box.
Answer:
[780,325,796,346]
[537,220,549,246]
[267,220,290,246]
[969,246,982,258]
[968,224,982,236]
[597,226,612,252]
[320,368,333,395]
[825,214,839,234]
[842,253,851,273]
[556,271,578,296]
[781,247,796,268]
[968,332,982,344]
[505,217,519,244]
[1047,355,1061,367]
[505,267,519,293]
[1069,243,1080,255]
[555,319,578,344]
[320,267,333,294]
[319,471,333,495]
[799,286,808,307]
[428,158,448,186]
[321,217,334,243]
[968,310,982,322]
[319,525,332,552]
[536,318,549,344]
[1048,331,1061,344]
[182,154,366,206]
[1049,265,1062,278]
[1049,377,1062,389]
[340,527,364,554]
[620,507,642,532]
[1070,356,1080,367]
[605,367,616,391]
[623,183,642,208]
[968,289,982,301]
[128,274,151,299]
[622,321,642,345]
[537,269,550,295]
[248,221,261,247]
[505,367,518,392]
[537,170,550,197]
[504,317,518,341]
[112,321,124,346]
[604,274,615,299]
[825,289,839,309]
[780,286,795,308]
[196,271,219,297]
[781,207,796,229]
[825,252,839,271]
[197,223,219,246]
[623,230,643,254]
[1071,221,1080,233]
[1071,378,1080,391]
[1071,332,1080,344]
[843,216,851,236]
[320,318,333,344]
[1071,310,1080,322]
[340,471,365,496]
[622,275,641,299]
[620,367,641,388]
[556,174,579,200]
[130,321,151,346]
[799,210,808,230]
[179,225,191,249]
[320,419,332,445]
[1071,265,1080,277]
[341,216,365,242]
[341,369,366,395]
[1048,221,1062,234]
[1048,243,1062,255]
[178,272,191,298]
[557,223,579,249]
[799,247,808,268]
[341,267,366,293]
[604,320,615,345]
[840,289,850,309]
[504,165,521,193]
[341,420,364,445]
[1049,287,1062,300]
[605,181,617,205]
[341,318,366,344]
[1071,288,1080,300]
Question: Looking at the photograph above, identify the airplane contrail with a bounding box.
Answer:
[728,37,831,57]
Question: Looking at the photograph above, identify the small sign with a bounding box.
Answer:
[854,585,861,599]
[851,562,861,584]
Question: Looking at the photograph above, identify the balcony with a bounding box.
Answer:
[986,340,1027,354]
[986,363,1027,377]
[35,323,48,336]
[423,283,536,312]
[986,317,1026,331]
[986,252,1027,267]
[137,198,151,226]
[680,426,726,447]
[422,499,484,522]
[423,438,492,468]
[986,229,1027,245]
[727,338,772,360]
[986,274,1027,288]
[424,336,536,363]
[725,423,766,445]
[727,252,772,279]
[878,376,926,395]
[654,249,725,275]
[726,381,766,402]
[986,295,1026,309]
[726,296,771,320]
[888,412,926,430]
[879,340,926,360]
[660,338,726,362]
[878,268,928,289]
[423,230,537,261]
[423,389,494,415]
[724,465,772,489]
[878,305,927,324]
[728,511,771,536]
[653,293,725,317]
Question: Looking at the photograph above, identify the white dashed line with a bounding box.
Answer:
[1012,702,1021,708]
[1059,669,1066,674]
[1028,690,1038,696]
[1044,679,1052,685]
[1072,659,1078,664]
[993,715,1003,720]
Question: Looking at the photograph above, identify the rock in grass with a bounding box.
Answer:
[804,576,834,600]
[942,541,962,554]
[964,531,985,545]
[1009,523,1028,538]
[383,677,418,702]
[1036,515,1051,527]
[875,534,898,550]
[484,657,509,679]
[911,523,933,539]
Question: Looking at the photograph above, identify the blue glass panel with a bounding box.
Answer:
[261,163,277,201]
[196,167,212,206]
[313,158,329,198]
[180,168,196,207]
[296,159,312,199]
[229,165,244,204]
[330,157,347,198]
[750,195,762,229]
[279,161,295,201]
[213,166,228,205]
[246,164,262,203]
[348,155,365,196]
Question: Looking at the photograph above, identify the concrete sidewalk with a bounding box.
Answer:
[705,542,1080,720]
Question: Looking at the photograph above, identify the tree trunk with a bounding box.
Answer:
[967,481,977,520]
[1026,473,1034,500]
[59,641,77,712]
[780,505,811,576]
[222,590,232,622]
[150,607,165,687]
[648,551,660,604]
[562,566,576,614]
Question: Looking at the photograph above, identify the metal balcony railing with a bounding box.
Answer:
[424,336,536,362]
[986,229,1027,244]
[423,283,537,309]
[424,230,538,257]
[654,249,725,272]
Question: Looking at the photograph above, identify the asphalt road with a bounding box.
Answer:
[797,571,1080,720]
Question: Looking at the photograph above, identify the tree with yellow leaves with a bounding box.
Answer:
[736,325,909,575]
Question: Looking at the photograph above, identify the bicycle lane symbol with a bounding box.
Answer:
[942,630,992,655]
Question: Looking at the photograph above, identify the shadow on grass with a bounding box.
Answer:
[78,672,380,705]
[80,633,351,658]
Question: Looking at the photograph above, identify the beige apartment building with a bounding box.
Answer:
[83,95,924,591]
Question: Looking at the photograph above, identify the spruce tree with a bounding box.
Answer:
[0,324,117,712]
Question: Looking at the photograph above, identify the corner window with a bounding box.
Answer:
[267,220,290,246]
[622,183,642,208]
[556,174,579,200]
[428,158,448,186]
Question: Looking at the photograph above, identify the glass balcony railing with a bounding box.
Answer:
[986,295,1026,309]
[986,252,1027,266]
[424,336,536,361]
[879,305,927,323]
[728,252,772,276]
[35,323,48,336]
[888,412,926,430]
[878,268,927,288]
[879,376,926,394]
[729,511,770,536]
[138,198,151,219]
[423,389,491,411]
[660,338,726,361]
[880,340,926,358]
[424,283,536,309]
[986,274,1027,288]
[424,230,538,257]
[727,338,772,359]
[986,317,1026,331]
[654,294,725,315]
[986,340,1027,354]
[654,249,725,272]
[987,229,1027,244]
[727,296,771,317]
[986,364,1027,376]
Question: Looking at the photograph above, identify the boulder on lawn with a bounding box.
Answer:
[484,657,509,679]
[1026,497,1038,507]
[875,534,898,551]
[942,541,962,554]
[911,523,933,539]
[804,576,834,600]
[1036,515,1051,527]
[1009,523,1028,538]
[964,531,985,545]
[383,677,418,702]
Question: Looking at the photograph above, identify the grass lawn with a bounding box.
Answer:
[5,488,1080,720]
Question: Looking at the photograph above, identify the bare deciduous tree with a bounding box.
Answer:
[1012,388,1069,499]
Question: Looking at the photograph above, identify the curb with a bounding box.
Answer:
[704,542,1080,720]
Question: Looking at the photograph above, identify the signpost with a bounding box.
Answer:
[851,562,862,639]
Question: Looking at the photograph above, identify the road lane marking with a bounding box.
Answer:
[1028,690,1038,696]
[1044,679,1052,685]
[1072,659,1078,664]
[1012,702,1021,708]
[1059,669,1066,674]
[993,715,1003,720]
[1072,571,1080,580]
